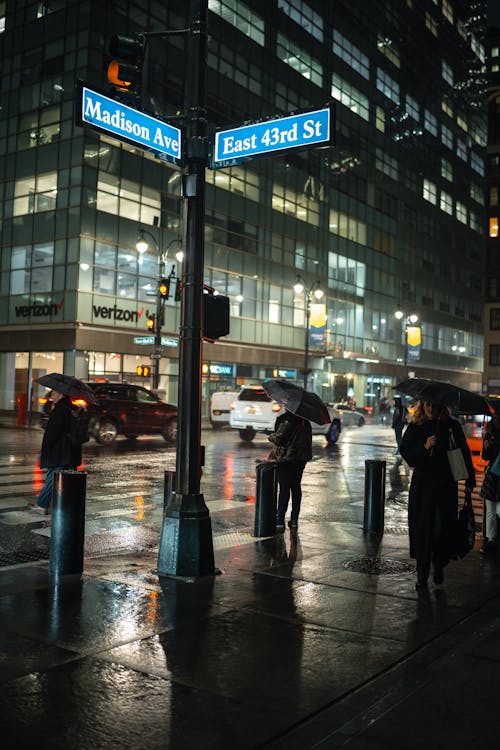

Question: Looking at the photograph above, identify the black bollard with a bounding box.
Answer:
[254,461,277,537]
[49,470,86,583]
[363,460,386,534]
[164,470,176,508]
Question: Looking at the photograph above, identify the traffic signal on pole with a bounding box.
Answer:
[174,279,183,301]
[107,34,145,92]
[146,314,156,332]
[159,278,170,299]
[202,293,230,341]
[136,364,150,378]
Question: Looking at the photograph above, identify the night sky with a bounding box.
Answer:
[488,0,500,29]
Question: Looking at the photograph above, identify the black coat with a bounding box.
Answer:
[400,416,475,563]
[40,397,81,469]
[268,411,312,463]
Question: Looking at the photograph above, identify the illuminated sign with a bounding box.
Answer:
[272,369,297,379]
[407,326,421,362]
[204,363,235,376]
[77,83,182,165]
[212,105,333,167]
[134,335,178,348]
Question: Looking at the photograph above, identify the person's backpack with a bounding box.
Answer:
[69,408,90,445]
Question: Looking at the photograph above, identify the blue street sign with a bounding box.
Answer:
[77,84,182,165]
[212,105,333,167]
[134,335,178,348]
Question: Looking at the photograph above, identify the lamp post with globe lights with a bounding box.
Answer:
[395,309,419,369]
[294,275,324,390]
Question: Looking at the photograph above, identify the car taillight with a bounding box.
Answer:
[272,402,282,412]
[71,398,89,408]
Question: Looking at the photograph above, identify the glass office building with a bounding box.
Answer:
[0,0,487,415]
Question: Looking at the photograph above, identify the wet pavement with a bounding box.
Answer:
[0,417,500,748]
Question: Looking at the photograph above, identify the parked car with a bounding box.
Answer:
[333,403,366,427]
[229,385,341,444]
[209,390,239,428]
[40,382,177,445]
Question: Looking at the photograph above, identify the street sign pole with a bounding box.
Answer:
[157,0,215,577]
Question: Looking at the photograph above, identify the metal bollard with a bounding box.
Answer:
[164,470,176,508]
[49,470,87,583]
[363,460,386,534]
[254,461,277,537]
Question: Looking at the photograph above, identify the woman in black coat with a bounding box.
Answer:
[400,399,475,589]
[28,391,81,514]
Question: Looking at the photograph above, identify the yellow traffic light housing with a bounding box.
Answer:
[107,34,145,92]
[146,314,155,332]
[159,278,170,298]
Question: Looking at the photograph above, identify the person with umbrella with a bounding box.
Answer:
[480,409,500,554]
[28,374,88,514]
[399,398,475,589]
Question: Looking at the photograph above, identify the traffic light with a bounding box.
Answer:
[159,278,170,299]
[203,293,230,341]
[174,279,183,301]
[146,314,156,332]
[136,364,151,378]
[107,34,145,93]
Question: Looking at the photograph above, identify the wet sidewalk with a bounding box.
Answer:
[1,505,500,748]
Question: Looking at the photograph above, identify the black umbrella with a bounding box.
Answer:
[36,373,99,405]
[261,379,331,425]
[393,378,492,415]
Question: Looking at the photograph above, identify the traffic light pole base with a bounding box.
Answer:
[157,492,216,577]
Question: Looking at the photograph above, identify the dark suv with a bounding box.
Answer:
[40,383,177,445]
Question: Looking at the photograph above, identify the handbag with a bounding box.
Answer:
[489,452,500,477]
[479,467,499,501]
[455,489,476,558]
[447,429,469,482]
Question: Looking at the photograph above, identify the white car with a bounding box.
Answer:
[209,390,239,428]
[333,403,366,427]
[229,385,341,444]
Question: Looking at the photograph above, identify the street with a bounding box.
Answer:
[0,421,409,569]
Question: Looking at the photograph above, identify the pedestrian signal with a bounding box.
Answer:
[136,364,150,377]
[203,293,230,342]
[174,279,183,301]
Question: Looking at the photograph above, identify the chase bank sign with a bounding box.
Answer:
[77,84,182,165]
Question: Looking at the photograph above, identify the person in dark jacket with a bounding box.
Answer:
[400,399,475,590]
[268,409,312,531]
[480,412,500,553]
[28,391,81,515]
[392,397,407,455]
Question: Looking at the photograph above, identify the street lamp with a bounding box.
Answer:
[395,309,419,368]
[294,275,324,390]
[135,229,181,389]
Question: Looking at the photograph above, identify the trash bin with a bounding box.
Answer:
[254,461,277,536]
[363,459,386,534]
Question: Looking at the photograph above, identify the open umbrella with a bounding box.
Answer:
[393,378,492,415]
[261,379,331,425]
[36,373,99,405]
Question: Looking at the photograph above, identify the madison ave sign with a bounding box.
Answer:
[77,84,182,165]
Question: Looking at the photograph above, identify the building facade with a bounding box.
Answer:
[0,0,487,417]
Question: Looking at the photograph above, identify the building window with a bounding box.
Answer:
[456,111,468,131]
[17,106,60,150]
[489,345,500,366]
[375,106,385,132]
[471,183,484,205]
[377,34,400,68]
[376,68,400,104]
[470,212,481,233]
[10,242,54,295]
[13,171,57,215]
[96,174,161,226]
[491,187,499,206]
[490,309,500,330]
[456,202,467,224]
[329,209,367,245]
[441,124,453,149]
[424,109,437,135]
[277,32,322,87]
[490,217,499,238]
[471,152,484,176]
[375,147,398,180]
[405,94,419,120]
[333,29,370,79]
[442,0,453,24]
[277,0,324,42]
[0,1,5,33]
[425,12,438,36]
[442,59,454,86]
[423,178,437,205]
[440,191,453,215]
[456,137,467,161]
[209,0,264,46]
[209,165,260,202]
[441,98,453,117]
[272,182,319,226]
[441,158,453,181]
[331,73,369,120]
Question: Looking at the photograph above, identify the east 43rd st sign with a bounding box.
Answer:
[212,104,333,168]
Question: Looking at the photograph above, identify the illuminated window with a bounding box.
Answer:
[441,98,453,117]
[376,106,385,132]
[329,209,367,245]
[424,109,437,135]
[442,60,453,86]
[456,202,467,224]
[277,32,322,86]
[441,158,452,181]
[377,34,400,68]
[209,0,264,46]
[440,191,453,215]
[425,12,438,36]
[210,165,260,202]
[442,0,453,23]
[490,217,499,238]
[333,29,370,79]
[376,68,400,104]
[331,73,369,120]
[272,182,319,226]
[423,178,437,205]
[14,171,57,215]
[97,174,161,225]
[278,0,323,42]
[491,187,498,206]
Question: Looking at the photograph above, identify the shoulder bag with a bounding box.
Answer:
[447,429,469,482]
[455,488,476,558]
